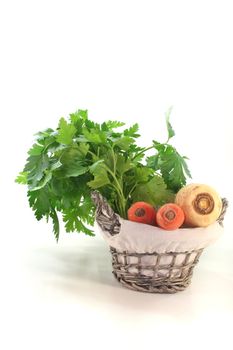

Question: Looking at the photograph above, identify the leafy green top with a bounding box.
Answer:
[16,109,191,241]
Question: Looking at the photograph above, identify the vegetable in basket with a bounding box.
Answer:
[15,108,191,241]
[156,203,185,230]
[127,202,156,225]
[175,184,223,227]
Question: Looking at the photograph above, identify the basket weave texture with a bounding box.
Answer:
[91,191,228,293]
[110,247,204,293]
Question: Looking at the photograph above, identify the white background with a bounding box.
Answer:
[0,1,233,349]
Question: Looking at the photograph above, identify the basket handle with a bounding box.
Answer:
[91,191,121,236]
[217,198,228,227]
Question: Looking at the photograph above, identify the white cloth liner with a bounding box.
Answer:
[95,218,223,254]
[95,218,224,278]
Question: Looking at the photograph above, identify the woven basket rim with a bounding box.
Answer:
[91,191,228,235]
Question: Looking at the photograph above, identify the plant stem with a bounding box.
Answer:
[126,184,137,201]
[104,165,127,218]
[87,150,97,158]
[132,145,154,160]
[111,147,116,174]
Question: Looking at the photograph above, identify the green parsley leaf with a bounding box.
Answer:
[29,170,52,191]
[102,120,125,130]
[62,207,94,236]
[113,136,135,151]
[24,154,49,189]
[165,107,175,141]
[146,154,160,170]
[27,187,51,220]
[65,161,88,177]
[58,145,89,177]
[131,176,175,207]
[69,110,87,134]
[133,167,153,183]
[34,128,55,142]
[15,171,28,184]
[60,146,88,177]
[50,160,63,171]
[153,143,191,192]
[70,109,88,122]
[124,123,140,138]
[83,128,107,144]
[28,144,44,156]
[50,208,60,242]
[88,161,110,189]
[116,154,134,174]
[56,117,76,145]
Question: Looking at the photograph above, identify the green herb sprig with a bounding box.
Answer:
[16,109,191,241]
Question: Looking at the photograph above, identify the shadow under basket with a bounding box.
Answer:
[91,191,228,294]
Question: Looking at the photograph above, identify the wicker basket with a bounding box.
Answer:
[91,191,228,293]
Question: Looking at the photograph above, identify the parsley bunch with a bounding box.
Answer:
[16,109,191,241]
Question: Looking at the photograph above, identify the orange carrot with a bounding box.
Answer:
[128,202,156,225]
[156,203,185,230]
